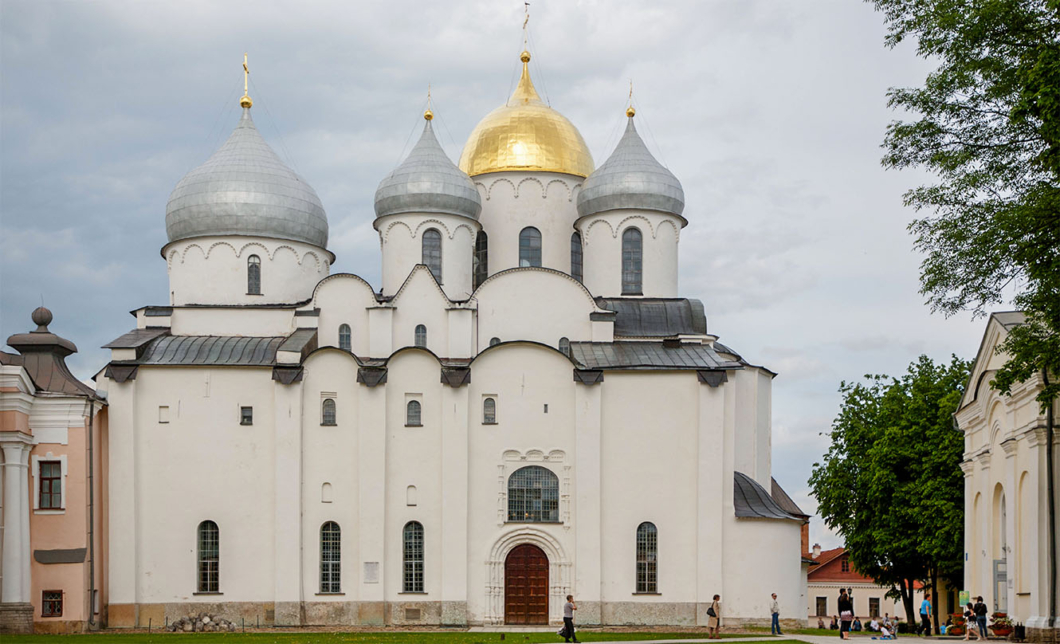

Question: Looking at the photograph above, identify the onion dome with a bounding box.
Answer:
[577,110,685,219]
[459,50,594,178]
[165,106,329,249]
[375,111,482,220]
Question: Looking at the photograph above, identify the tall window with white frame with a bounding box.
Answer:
[197,520,219,593]
[422,228,443,283]
[247,255,261,295]
[414,324,427,348]
[636,521,658,593]
[39,460,62,509]
[406,400,422,426]
[570,232,583,282]
[338,324,351,351]
[622,228,643,295]
[322,398,337,426]
[403,521,424,593]
[507,466,559,522]
[474,231,488,290]
[519,227,542,267]
[320,521,341,593]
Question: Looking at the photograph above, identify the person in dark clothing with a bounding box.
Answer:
[562,595,578,643]
[838,590,854,640]
[973,597,988,639]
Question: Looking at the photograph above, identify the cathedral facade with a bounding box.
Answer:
[94,48,806,628]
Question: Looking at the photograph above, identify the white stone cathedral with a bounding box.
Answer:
[96,48,807,628]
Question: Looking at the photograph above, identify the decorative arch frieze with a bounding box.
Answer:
[616,214,657,239]
[656,218,681,243]
[545,179,574,201]
[236,241,271,260]
[516,176,546,199]
[412,218,453,240]
[180,243,207,263]
[383,220,415,244]
[453,223,477,242]
[300,250,324,271]
[484,178,516,201]
[581,218,615,246]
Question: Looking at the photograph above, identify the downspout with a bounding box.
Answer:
[84,397,96,628]
[1044,369,1056,630]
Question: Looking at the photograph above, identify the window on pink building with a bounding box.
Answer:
[40,461,62,509]
[42,591,63,617]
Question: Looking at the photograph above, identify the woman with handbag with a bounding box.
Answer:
[837,590,854,639]
[707,595,721,639]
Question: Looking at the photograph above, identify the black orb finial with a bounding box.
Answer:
[31,306,53,331]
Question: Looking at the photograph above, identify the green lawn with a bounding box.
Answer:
[2,632,781,643]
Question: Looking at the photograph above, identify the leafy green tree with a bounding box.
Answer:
[871,0,1060,409]
[810,355,971,627]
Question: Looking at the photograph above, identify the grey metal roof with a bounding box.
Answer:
[375,119,481,221]
[568,341,740,371]
[102,328,169,349]
[597,298,707,337]
[577,116,685,219]
[771,477,809,518]
[138,335,284,366]
[166,108,329,248]
[734,472,802,520]
[6,308,98,398]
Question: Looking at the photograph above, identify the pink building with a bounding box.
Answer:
[0,307,107,634]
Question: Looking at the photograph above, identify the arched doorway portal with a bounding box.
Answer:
[505,544,549,625]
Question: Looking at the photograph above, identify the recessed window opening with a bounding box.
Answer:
[403,521,424,592]
[558,337,570,356]
[247,255,261,295]
[489,337,501,347]
[320,521,341,593]
[322,398,337,426]
[240,406,253,425]
[483,397,497,424]
[636,522,658,593]
[422,228,443,283]
[415,324,427,348]
[474,231,488,290]
[622,227,643,295]
[338,324,351,351]
[197,520,219,593]
[507,466,559,522]
[42,591,63,617]
[39,461,62,510]
[570,232,583,282]
[406,400,422,427]
[519,227,542,267]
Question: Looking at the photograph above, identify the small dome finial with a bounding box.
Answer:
[626,79,635,118]
[626,106,636,118]
[520,50,531,63]
[240,52,253,108]
[32,306,53,332]
[425,84,434,120]
[424,109,433,121]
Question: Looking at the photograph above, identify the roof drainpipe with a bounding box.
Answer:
[85,398,96,628]
[1044,369,1056,632]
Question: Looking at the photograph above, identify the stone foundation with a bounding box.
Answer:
[1027,625,1059,643]
[0,602,34,634]
[107,600,802,628]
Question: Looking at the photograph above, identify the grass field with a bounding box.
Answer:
[1,631,783,644]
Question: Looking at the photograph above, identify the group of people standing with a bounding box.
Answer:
[960,597,990,641]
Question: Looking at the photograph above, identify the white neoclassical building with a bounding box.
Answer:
[956,313,1059,643]
[95,49,807,629]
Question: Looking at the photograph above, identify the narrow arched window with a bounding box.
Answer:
[247,255,261,295]
[489,337,501,347]
[558,337,570,357]
[320,521,341,593]
[507,466,559,522]
[406,400,422,426]
[322,398,337,426]
[636,522,658,593]
[338,324,351,351]
[483,397,497,424]
[622,228,643,295]
[422,228,443,283]
[414,324,427,348]
[197,520,219,592]
[474,231,488,290]
[403,521,424,593]
[519,227,542,267]
[570,232,583,282]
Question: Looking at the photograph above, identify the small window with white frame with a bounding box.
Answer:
[483,397,497,424]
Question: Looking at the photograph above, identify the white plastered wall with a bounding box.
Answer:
[164,236,330,306]
[473,269,596,352]
[376,214,480,300]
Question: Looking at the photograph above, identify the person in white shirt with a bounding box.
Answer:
[770,593,782,635]
[869,618,880,632]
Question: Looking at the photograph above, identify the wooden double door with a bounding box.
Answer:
[504,544,549,625]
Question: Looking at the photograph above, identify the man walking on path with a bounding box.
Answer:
[770,593,782,635]
[562,595,578,643]
[919,592,932,636]
[973,596,988,639]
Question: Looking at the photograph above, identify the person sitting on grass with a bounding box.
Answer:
[831,616,840,630]
[869,617,880,632]
[853,617,863,632]
[819,617,827,629]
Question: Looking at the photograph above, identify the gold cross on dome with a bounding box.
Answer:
[240,52,253,108]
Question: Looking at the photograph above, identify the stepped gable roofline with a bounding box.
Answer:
[374,116,481,221]
[165,107,329,249]
[5,307,99,399]
[733,471,802,521]
[577,113,685,219]
[771,477,809,519]
[596,297,707,337]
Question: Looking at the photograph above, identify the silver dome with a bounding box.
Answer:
[375,119,481,221]
[165,108,329,248]
[577,117,684,219]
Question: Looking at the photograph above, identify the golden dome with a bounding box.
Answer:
[459,51,594,177]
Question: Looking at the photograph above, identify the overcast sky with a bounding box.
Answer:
[1,0,994,549]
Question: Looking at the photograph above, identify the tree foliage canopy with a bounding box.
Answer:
[810,355,970,622]
[872,0,1060,408]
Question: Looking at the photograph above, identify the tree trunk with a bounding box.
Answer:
[900,578,916,627]
[931,567,940,633]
